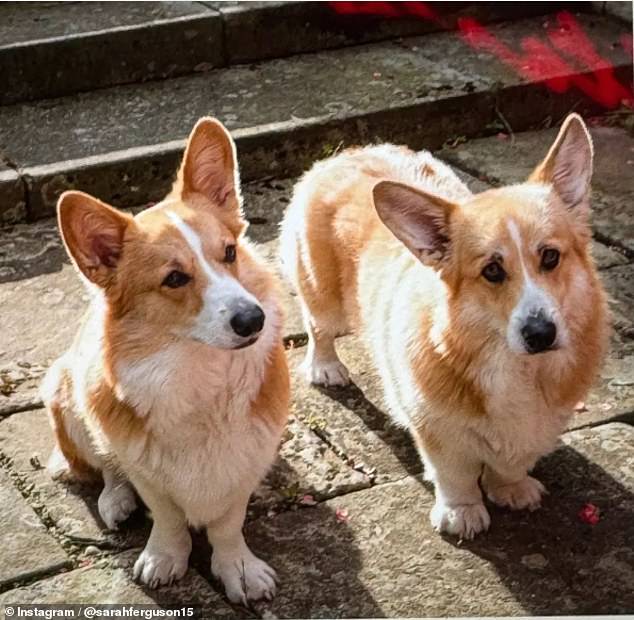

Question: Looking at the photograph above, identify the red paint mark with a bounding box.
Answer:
[328,2,633,108]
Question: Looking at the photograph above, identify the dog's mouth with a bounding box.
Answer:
[233,336,259,350]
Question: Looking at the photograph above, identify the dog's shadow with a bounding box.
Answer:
[307,376,634,615]
[51,453,380,618]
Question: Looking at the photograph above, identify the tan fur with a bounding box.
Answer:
[42,117,289,602]
[280,116,609,539]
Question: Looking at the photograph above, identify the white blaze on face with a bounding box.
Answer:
[166,211,261,348]
[506,219,563,353]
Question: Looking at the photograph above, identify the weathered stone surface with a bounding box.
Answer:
[0,549,234,615]
[0,361,45,417]
[602,263,634,350]
[2,13,629,218]
[0,408,148,548]
[0,262,88,366]
[570,354,634,428]
[288,340,421,484]
[248,423,634,617]
[0,468,70,588]
[211,1,567,65]
[253,414,370,518]
[440,126,634,253]
[0,164,26,224]
[594,0,634,22]
[0,2,223,105]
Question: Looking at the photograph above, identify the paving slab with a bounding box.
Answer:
[570,353,634,428]
[0,2,223,105]
[0,549,235,616]
[0,399,367,545]
[1,12,630,219]
[288,342,421,484]
[0,408,149,548]
[253,414,370,518]
[247,423,634,618]
[0,361,46,417]
[602,263,634,350]
[440,125,634,254]
[594,0,634,22]
[0,468,70,589]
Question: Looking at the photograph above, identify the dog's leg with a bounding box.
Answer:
[299,304,350,387]
[131,477,191,588]
[414,432,490,539]
[98,467,138,530]
[481,464,546,511]
[208,494,276,605]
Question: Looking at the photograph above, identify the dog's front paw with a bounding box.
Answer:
[212,547,277,605]
[486,475,546,511]
[133,547,189,589]
[98,482,137,530]
[301,356,350,387]
[430,501,491,540]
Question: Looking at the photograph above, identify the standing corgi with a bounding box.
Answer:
[280,114,608,539]
[41,117,289,603]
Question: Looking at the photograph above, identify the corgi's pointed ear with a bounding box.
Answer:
[58,191,132,287]
[373,181,455,267]
[179,117,240,207]
[529,114,593,212]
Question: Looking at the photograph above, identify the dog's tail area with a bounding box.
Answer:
[41,358,99,482]
[278,176,310,291]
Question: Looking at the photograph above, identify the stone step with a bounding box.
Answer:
[0,1,575,106]
[1,11,631,223]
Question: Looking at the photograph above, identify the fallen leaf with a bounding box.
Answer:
[578,503,600,525]
[299,494,317,506]
[335,507,350,523]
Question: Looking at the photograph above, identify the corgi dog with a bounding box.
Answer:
[41,117,289,603]
[280,114,608,539]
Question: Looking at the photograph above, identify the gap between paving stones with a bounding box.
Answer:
[0,454,76,593]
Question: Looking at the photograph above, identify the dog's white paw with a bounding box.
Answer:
[430,501,491,540]
[133,546,189,589]
[301,356,350,387]
[486,475,546,511]
[98,482,137,530]
[212,547,277,605]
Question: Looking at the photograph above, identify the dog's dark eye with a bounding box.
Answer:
[541,248,560,271]
[224,245,236,264]
[482,262,506,283]
[162,270,191,288]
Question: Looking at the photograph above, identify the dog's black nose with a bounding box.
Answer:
[521,313,557,354]
[230,304,265,338]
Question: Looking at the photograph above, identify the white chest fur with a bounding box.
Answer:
[112,310,282,527]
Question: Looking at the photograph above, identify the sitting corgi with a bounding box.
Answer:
[41,117,289,603]
[280,114,608,539]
